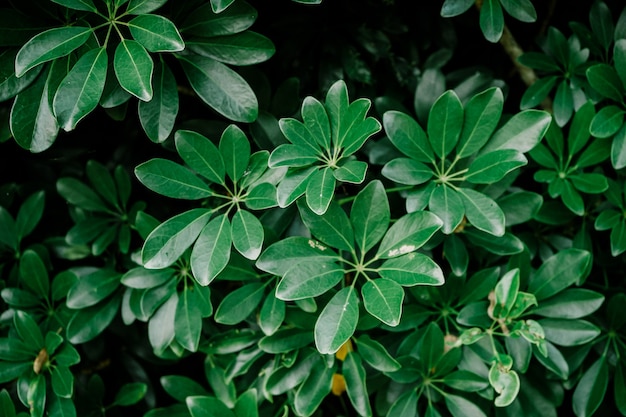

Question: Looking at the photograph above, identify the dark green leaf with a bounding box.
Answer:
[528,248,591,300]
[276,260,343,301]
[553,79,573,126]
[129,15,184,53]
[458,187,505,236]
[139,60,178,143]
[590,105,625,138]
[334,160,367,184]
[50,0,96,12]
[573,358,608,417]
[181,1,257,37]
[382,158,433,185]
[187,396,235,417]
[175,130,225,185]
[480,0,504,43]
[126,0,168,14]
[215,282,265,325]
[187,31,275,66]
[466,149,527,184]
[66,293,121,344]
[51,366,73,398]
[457,87,503,157]
[66,269,121,309]
[501,0,536,22]
[15,27,91,77]
[256,236,337,276]
[586,63,625,102]
[175,289,202,352]
[440,0,474,17]
[135,158,212,199]
[178,54,258,123]
[219,124,251,183]
[298,200,353,251]
[539,318,601,346]
[445,393,486,417]
[383,110,434,163]
[14,310,43,348]
[520,75,558,110]
[428,185,464,234]
[294,359,334,417]
[428,90,464,159]
[113,382,147,406]
[19,249,49,299]
[114,40,153,101]
[350,180,390,254]
[305,167,336,215]
[343,352,372,417]
[258,294,285,336]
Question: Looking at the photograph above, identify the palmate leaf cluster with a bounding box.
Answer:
[1,1,626,417]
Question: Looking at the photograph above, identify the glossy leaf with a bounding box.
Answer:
[129,14,184,53]
[315,287,359,354]
[276,260,343,301]
[298,200,353,251]
[66,294,121,344]
[175,130,225,185]
[428,185,464,234]
[528,248,591,300]
[378,252,444,286]
[362,278,404,326]
[343,352,372,417]
[187,31,275,66]
[428,90,463,159]
[231,210,263,260]
[589,105,624,138]
[139,60,178,143]
[305,167,335,215]
[350,180,390,254]
[458,187,505,236]
[457,87,503,157]
[489,362,520,407]
[187,396,235,417]
[481,110,551,154]
[572,358,608,417]
[539,318,601,346]
[445,393,486,417]
[67,269,121,309]
[142,209,212,269]
[178,54,258,123]
[376,210,443,259]
[135,158,212,199]
[480,0,504,43]
[294,360,334,417]
[215,282,265,325]
[220,124,251,183]
[466,149,527,184]
[114,40,153,102]
[126,0,168,14]
[15,27,91,77]
[382,158,433,185]
[586,63,624,102]
[175,288,202,351]
[191,214,232,285]
[19,249,49,299]
[383,110,434,163]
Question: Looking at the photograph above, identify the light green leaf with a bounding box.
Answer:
[142,208,211,269]
[191,214,232,285]
[139,60,178,143]
[589,105,624,138]
[500,0,537,22]
[15,27,91,77]
[114,39,153,101]
[178,54,258,123]
[440,0,474,17]
[458,187,505,236]
[481,109,551,154]
[315,287,359,354]
[135,158,212,199]
[376,210,443,259]
[362,279,404,326]
[334,160,367,184]
[489,362,520,407]
[175,287,202,351]
[428,90,463,159]
[258,294,285,336]
[428,185,464,234]
[276,260,343,301]
[256,236,337,276]
[129,14,184,52]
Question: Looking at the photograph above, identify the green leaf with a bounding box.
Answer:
[562,181,584,216]
[466,149,527,184]
[245,183,278,210]
[553,78,573,127]
[354,335,400,372]
[445,393,486,417]
[51,0,96,11]
[231,210,263,260]
[215,282,265,325]
[576,136,611,168]
[19,249,49,299]
[499,191,543,226]
[175,288,203,352]
[442,370,489,392]
[481,110,551,154]
[298,200,354,251]
[539,318,601,346]
[428,90,463,159]
[0,362,31,384]
[386,390,418,417]
[350,180,390,254]
[135,158,212,199]
[0,389,16,417]
[493,269,520,319]
[57,177,110,212]
[334,160,367,184]
[419,322,444,373]
[294,360,335,417]
[258,328,313,354]
[51,366,73,398]
[269,143,318,167]
[114,39,153,102]
[178,54,258,123]
[480,0,504,42]
[305,167,336,215]
[616,364,626,416]
[440,0,474,17]
[113,382,147,406]
[191,214,232,285]
[517,51,560,72]
[139,60,178,143]
[181,1,257,37]
[129,15,184,53]
[149,293,177,352]
[15,27,91,77]
[53,47,107,131]
[276,260,343,301]
[615,39,626,88]
[175,130,225,185]
[343,352,372,417]
[573,358,608,417]
[161,375,208,403]
[489,362,520,407]
[428,185,464,234]
[315,287,359,354]
[378,252,444,286]
[383,110,434,163]
[362,278,404,326]
[611,124,626,169]
[376,210,443,259]
[589,105,625,138]
[0,207,17,250]
[27,374,46,417]
[126,0,168,14]
[187,31,275,66]
[569,173,608,194]
[458,187,505,236]
[187,396,235,417]
[66,269,121,309]
[520,75,558,110]
[66,293,122,344]
[121,267,174,289]
[568,101,595,155]
[457,87,503,157]
[500,0,537,22]
[14,310,43,348]
[586,63,625,102]
[382,158,433,185]
[256,236,337,276]
[10,66,59,152]
[142,208,212,269]
[220,124,251,183]
[531,289,604,319]
[527,248,591,300]
[258,294,285,336]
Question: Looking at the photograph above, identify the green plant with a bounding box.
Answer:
[1,1,626,417]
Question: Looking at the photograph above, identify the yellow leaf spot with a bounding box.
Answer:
[33,348,48,374]
[335,339,353,361]
[331,373,346,396]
